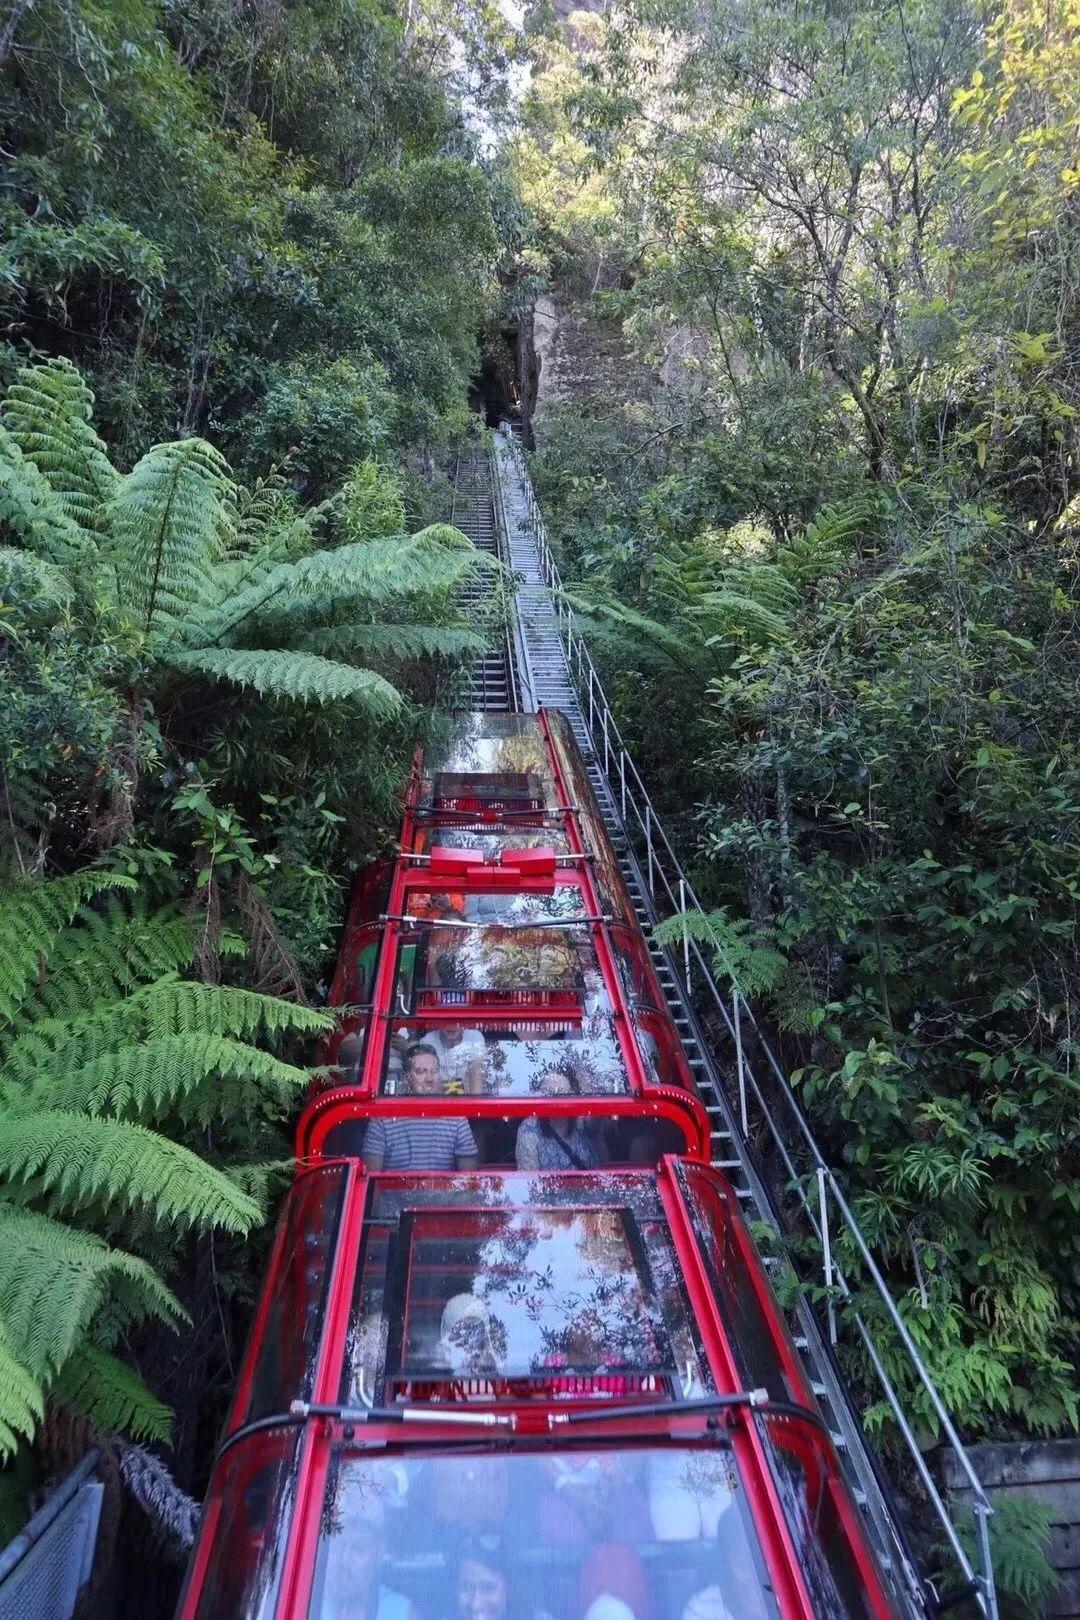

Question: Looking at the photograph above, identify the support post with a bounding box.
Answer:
[818,1168,837,1347]
[620,750,627,819]
[734,991,749,1139]
[646,806,655,896]
[678,877,691,984]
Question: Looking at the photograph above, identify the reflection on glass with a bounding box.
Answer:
[307,1449,778,1620]
[411,826,573,858]
[345,1174,710,1404]
[382,1019,631,1098]
[419,714,558,813]
[192,1430,302,1620]
[393,904,608,1021]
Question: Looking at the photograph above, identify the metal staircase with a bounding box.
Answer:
[450,449,516,712]
[447,432,997,1620]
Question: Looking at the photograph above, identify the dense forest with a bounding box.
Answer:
[0,0,1078,1611]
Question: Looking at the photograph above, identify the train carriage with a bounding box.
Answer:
[177,713,906,1620]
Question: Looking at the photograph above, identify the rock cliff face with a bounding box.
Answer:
[527,286,708,447]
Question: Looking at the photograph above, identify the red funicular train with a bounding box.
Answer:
[178,712,903,1620]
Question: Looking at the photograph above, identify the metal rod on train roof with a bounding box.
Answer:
[379,913,612,929]
[818,1168,837,1347]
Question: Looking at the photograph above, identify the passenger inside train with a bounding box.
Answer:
[309,1450,776,1620]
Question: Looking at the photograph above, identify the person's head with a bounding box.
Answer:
[404,1042,441,1095]
[336,1031,363,1080]
[456,1535,511,1620]
[441,1022,464,1045]
[439,1293,497,1374]
[539,1067,577,1099]
[334,1496,386,1598]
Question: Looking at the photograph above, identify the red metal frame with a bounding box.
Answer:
[178,712,901,1620]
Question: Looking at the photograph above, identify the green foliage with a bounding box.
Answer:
[0,871,334,1455]
[958,1493,1061,1620]
[524,0,1080,1447]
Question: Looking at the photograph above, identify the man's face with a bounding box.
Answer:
[442,1024,464,1046]
[540,1070,571,1099]
[408,1053,442,1095]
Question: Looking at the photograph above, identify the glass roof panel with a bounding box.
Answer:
[418,714,559,813]
[346,1172,711,1403]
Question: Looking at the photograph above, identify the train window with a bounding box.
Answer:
[410,824,573,857]
[240,1165,347,1425]
[380,1017,631,1096]
[632,1008,695,1090]
[609,922,666,1013]
[346,1174,711,1405]
[316,1106,691,1169]
[188,1428,302,1620]
[306,1447,778,1620]
[677,1163,798,1405]
[759,1427,885,1620]
[335,923,382,1008]
[417,714,559,813]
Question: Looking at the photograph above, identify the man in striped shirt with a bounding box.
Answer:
[362,1044,479,1171]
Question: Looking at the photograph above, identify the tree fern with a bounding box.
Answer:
[0,1331,44,1457]
[108,438,237,636]
[0,546,74,625]
[0,872,134,1025]
[2,979,330,1085]
[0,884,326,1454]
[1,358,118,536]
[51,1345,172,1444]
[164,646,404,711]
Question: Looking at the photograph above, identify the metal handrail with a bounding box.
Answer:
[496,427,997,1620]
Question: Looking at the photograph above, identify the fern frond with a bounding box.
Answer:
[25,901,191,1026]
[163,647,403,712]
[51,1344,172,1442]
[2,358,118,535]
[2,979,331,1085]
[40,1032,310,1119]
[0,1204,180,1381]
[0,1329,44,1458]
[0,872,135,1028]
[198,527,496,645]
[559,589,713,681]
[0,423,87,567]
[298,621,486,659]
[107,439,237,636]
[0,1114,262,1232]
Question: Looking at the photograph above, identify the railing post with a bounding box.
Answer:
[974,1500,999,1620]
[678,877,691,984]
[602,704,611,778]
[620,749,627,819]
[818,1168,838,1347]
[587,666,595,740]
[646,805,655,896]
[733,991,749,1139]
